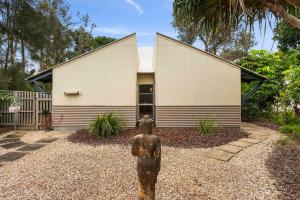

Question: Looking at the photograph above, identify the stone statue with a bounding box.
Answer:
[132,115,161,200]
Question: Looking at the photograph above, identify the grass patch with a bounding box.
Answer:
[197,115,217,136]
[276,137,294,145]
[278,124,300,145]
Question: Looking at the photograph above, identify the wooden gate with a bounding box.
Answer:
[0,91,52,130]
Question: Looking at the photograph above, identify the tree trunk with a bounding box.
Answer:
[265,2,300,29]
[4,45,9,71]
[285,0,300,9]
[40,49,44,71]
[21,39,26,72]
[9,34,14,67]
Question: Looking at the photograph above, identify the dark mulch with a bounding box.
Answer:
[252,122,280,131]
[0,127,13,135]
[265,145,300,200]
[247,121,280,131]
[68,128,248,148]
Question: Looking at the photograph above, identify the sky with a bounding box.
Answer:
[65,0,277,51]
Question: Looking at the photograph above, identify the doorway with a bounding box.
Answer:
[138,84,154,120]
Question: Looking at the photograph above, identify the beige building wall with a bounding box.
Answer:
[154,34,241,106]
[52,34,138,129]
[53,34,137,106]
[154,33,241,127]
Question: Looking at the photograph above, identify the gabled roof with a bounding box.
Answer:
[156,32,268,82]
[27,33,136,83]
[28,32,267,84]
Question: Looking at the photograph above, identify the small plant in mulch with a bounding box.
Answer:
[197,115,217,136]
[89,112,123,138]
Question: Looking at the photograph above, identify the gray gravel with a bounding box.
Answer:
[0,124,283,200]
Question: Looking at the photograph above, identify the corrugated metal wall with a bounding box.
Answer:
[154,34,241,127]
[53,106,136,130]
[53,34,137,106]
[156,106,240,127]
[52,34,138,129]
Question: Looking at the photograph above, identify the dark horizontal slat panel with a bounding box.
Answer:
[156,106,240,128]
[53,106,136,129]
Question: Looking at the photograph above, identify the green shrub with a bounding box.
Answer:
[89,113,123,138]
[272,111,299,125]
[279,125,294,133]
[197,115,217,135]
[279,124,300,141]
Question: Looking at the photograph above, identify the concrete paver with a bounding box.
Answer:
[218,144,244,154]
[207,150,234,161]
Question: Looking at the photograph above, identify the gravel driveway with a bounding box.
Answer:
[0,124,282,200]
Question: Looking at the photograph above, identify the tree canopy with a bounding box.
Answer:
[274,12,300,51]
[0,0,115,90]
[173,0,300,39]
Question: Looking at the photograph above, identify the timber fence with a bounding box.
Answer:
[0,91,52,130]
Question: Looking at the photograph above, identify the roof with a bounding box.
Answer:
[156,32,268,82]
[27,32,267,83]
[27,33,136,83]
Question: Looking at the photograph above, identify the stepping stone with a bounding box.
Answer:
[35,138,58,144]
[0,141,27,149]
[239,138,262,144]
[249,134,269,140]
[17,144,45,152]
[228,141,253,148]
[218,144,243,154]
[207,150,234,161]
[0,138,20,144]
[0,152,27,162]
[249,131,269,136]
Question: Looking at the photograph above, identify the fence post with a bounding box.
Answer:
[35,92,39,130]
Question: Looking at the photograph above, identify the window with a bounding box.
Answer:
[139,94,153,104]
[139,105,153,118]
[139,85,153,93]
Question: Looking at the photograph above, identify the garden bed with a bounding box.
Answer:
[248,121,280,131]
[0,127,12,135]
[265,144,300,200]
[68,127,248,148]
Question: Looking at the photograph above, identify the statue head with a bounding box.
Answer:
[140,115,153,135]
[143,115,150,120]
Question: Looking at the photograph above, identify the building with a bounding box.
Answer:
[27,33,267,130]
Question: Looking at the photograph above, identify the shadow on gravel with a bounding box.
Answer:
[265,145,300,200]
[68,128,248,148]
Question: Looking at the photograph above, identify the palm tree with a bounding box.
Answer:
[173,0,300,37]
